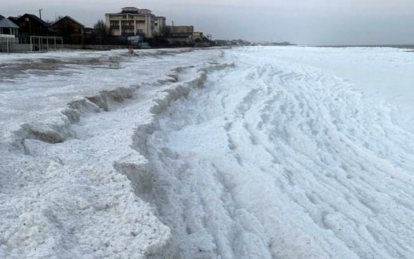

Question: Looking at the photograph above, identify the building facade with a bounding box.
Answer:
[105,7,165,38]
[154,16,166,36]
[167,25,194,36]
[0,17,20,52]
[51,16,85,44]
[9,14,56,37]
[0,17,19,50]
[0,18,19,37]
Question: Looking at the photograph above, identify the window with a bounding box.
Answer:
[122,21,134,27]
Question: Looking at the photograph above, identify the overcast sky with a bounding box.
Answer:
[2,0,414,45]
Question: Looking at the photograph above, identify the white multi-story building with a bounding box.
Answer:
[154,16,166,36]
[105,7,165,38]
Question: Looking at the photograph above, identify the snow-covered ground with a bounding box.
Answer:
[0,48,232,259]
[1,46,414,259]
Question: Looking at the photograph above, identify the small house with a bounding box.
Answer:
[0,17,19,52]
[10,14,56,37]
[9,14,62,51]
[51,16,85,44]
[0,18,19,36]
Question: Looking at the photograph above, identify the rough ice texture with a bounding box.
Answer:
[144,47,414,259]
[0,48,232,259]
[2,46,414,259]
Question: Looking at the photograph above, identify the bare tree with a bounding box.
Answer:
[94,20,111,44]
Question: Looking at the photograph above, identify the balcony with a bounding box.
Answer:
[121,25,134,30]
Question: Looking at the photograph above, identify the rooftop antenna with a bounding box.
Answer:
[39,8,43,19]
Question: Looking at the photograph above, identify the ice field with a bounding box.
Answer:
[1,47,414,258]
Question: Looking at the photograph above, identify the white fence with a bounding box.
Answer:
[30,36,63,52]
[0,35,64,53]
[0,35,19,52]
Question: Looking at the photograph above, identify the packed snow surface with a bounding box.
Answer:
[1,46,414,259]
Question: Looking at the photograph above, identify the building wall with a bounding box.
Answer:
[0,28,18,36]
[154,17,166,36]
[192,32,203,40]
[164,37,193,45]
[168,26,194,34]
[14,18,51,36]
[0,34,18,42]
[51,17,84,44]
[0,42,30,52]
[105,11,156,38]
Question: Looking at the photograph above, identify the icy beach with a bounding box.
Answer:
[1,46,414,259]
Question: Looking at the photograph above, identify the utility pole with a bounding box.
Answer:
[171,20,174,34]
[39,8,43,19]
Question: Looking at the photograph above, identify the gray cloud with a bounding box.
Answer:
[2,0,414,45]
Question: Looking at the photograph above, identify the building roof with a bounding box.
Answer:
[0,14,4,20]
[20,14,51,28]
[121,7,139,14]
[0,18,19,29]
[8,17,18,23]
[113,7,152,15]
[51,16,85,27]
[122,7,139,11]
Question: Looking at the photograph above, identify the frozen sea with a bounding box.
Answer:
[1,46,414,259]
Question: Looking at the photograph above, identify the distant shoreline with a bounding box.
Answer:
[316,44,414,49]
